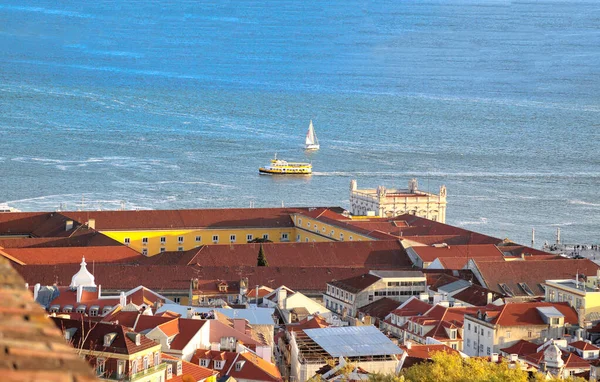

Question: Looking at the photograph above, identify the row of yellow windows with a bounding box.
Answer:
[125,232,291,246]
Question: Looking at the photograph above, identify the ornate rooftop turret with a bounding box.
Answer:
[70,257,96,289]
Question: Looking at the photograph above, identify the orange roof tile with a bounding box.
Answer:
[0,246,139,265]
[162,353,217,382]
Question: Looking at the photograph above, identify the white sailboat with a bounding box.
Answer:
[305,120,320,150]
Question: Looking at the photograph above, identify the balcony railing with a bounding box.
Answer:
[129,363,167,381]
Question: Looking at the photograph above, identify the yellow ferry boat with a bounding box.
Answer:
[259,154,312,175]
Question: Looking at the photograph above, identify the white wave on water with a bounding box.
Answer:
[0,5,95,19]
[570,200,600,207]
[312,171,600,179]
[550,222,576,227]
[456,217,489,226]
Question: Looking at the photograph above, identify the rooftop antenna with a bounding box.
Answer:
[281,200,284,208]
[556,227,561,245]
[531,227,535,249]
[121,200,126,211]
[80,195,85,211]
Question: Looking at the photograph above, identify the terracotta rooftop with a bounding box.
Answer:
[286,315,330,333]
[0,257,98,382]
[466,302,579,327]
[190,349,282,382]
[61,208,320,230]
[570,340,600,351]
[357,297,402,321]
[499,339,540,356]
[473,258,600,296]
[0,246,139,265]
[162,353,217,382]
[399,343,459,360]
[0,231,121,249]
[451,284,503,306]
[52,317,160,355]
[411,244,505,263]
[390,297,433,317]
[328,273,381,293]
[16,264,371,294]
[139,240,413,269]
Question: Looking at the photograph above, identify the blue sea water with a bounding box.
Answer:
[0,0,599,246]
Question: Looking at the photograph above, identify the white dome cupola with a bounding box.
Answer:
[70,257,96,288]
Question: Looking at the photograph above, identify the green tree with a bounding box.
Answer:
[367,352,588,382]
[257,244,269,266]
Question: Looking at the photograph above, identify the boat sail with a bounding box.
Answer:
[305,120,320,150]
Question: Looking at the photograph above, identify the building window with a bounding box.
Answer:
[235,362,243,371]
[349,236,353,241]
[178,236,184,243]
[282,233,288,240]
[142,248,148,256]
[330,230,334,237]
[305,238,309,242]
[468,323,471,331]
[196,236,201,242]
[201,359,209,367]
[340,233,344,241]
[263,234,269,240]
[487,347,491,355]
[96,358,105,376]
[143,356,149,370]
[368,295,373,301]
[117,360,125,378]
[321,227,326,233]
[131,360,138,374]
[506,331,511,339]
[528,331,532,338]
[298,218,302,226]
[306,222,310,227]
[212,235,219,243]
[173,297,180,304]
[467,339,471,348]
[247,234,253,241]
[160,247,166,253]
[154,352,160,367]
[90,308,98,317]
[230,234,236,242]
[178,246,184,251]
[215,360,224,370]
[161,236,166,244]
[124,237,130,245]
[452,343,458,350]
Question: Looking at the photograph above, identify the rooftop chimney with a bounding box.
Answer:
[487,292,493,305]
[187,307,193,319]
[65,220,74,231]
[87,219,95,230]
[491,353,499,363]
[510,354,518,362]
[277,288,287,309]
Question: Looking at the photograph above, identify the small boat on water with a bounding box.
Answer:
[0,203,20,213]
[259,154,312,175]
[305,120,320,151]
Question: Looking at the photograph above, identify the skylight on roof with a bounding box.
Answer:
[498,283,514,297]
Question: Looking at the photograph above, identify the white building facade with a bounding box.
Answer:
[349,179,447,222]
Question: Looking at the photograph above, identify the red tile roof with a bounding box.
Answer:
[139,240,413,269]
[162,353,217,382]
[451,285,503,306]
[328,273,381,293]
[500,339,540,356]
[133,315,176,333]
[399,343,459,359]
[169,319,207,351]
[391,297,432,317]
[473,258,600,296]
[412,244,505,263]
[190,350,282,382]
[570,341,600,351]
[286,315,330,333]
[62,208,317,230]
[357,297,402,321]
[0,246,139,265]
[16,263,371,294]
[468,302,579,327]
[52,317,159,355]
[0,257,98,381]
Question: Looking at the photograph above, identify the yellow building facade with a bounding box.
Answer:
[100,212,374,256]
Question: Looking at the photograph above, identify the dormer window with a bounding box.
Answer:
[166,364,172,379]
[76,305,86,314]
[49,305,60,313]
[219,283,228,292]
[200,359,209,367]
[142,237,148,245]
[450,329,457,340]
[235,361,245,371]
[104,333,117,347]
[214,360,225,370]
[176,361,183,376]
[178,236,184,243]
[124,237,130,245]
[64,305,73,313]
[103,306,113,315]
[90,306,100,317]
[64,327,77,341]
